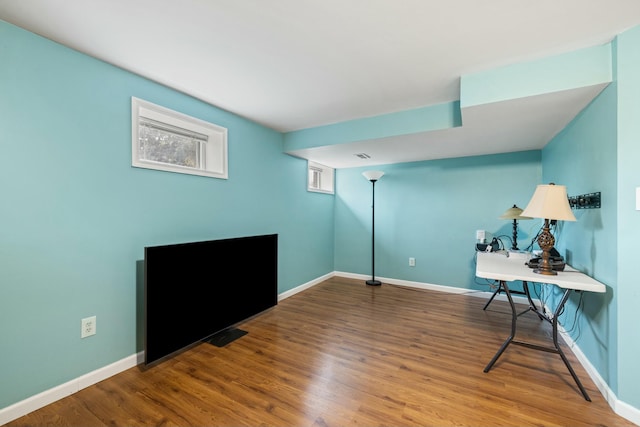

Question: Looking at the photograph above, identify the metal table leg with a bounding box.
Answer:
[482,284,502,310]
[484,280,516,372]
[519,281,546,320]
[483,282,591,401]
[483,281,529,311]
[552,289,591,401]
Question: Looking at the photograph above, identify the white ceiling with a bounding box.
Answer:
[1,0,639,168]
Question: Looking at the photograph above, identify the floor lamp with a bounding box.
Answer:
[362,170,384,286]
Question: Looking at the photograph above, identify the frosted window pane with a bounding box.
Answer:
[139,125,201,169]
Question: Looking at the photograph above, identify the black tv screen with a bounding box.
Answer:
[144,234,277,365]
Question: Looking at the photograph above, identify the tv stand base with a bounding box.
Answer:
[205,327,248,347]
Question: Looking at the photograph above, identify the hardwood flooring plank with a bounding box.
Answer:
[5,277,634,427]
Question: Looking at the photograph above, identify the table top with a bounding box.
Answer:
[476,251,606,293]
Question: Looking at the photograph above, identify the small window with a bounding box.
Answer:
[308,161,334,194]
[132,97,228,179]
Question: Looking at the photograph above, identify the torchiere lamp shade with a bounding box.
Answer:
[362,170,384,182]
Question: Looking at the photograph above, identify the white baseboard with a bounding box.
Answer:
[278,272,334,301]
[616,400,640,426]
[0,352,141,426]
[558,327,640,426]
[334,272,535,305]
[2,272,638,426]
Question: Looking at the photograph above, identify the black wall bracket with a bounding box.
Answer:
[568,192,601,209]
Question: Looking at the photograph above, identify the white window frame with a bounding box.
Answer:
[131,97,228,179]
[307,161,334,194]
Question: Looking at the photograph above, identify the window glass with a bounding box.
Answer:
[132,98,228,179]
[308,161,334,194]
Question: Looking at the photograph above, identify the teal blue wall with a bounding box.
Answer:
[335,151,541,288]
[542,83,618,391]
[0,20,334,408]
[3,15,639,418]
[541,25,640,410]
[614,25,640,410]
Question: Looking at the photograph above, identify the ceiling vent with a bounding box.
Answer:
[354,153,371,159]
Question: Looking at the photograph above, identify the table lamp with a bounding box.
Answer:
[521,183,576,275]
[499,204,532,251]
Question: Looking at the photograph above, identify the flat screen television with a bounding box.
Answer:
[144,233,278,366]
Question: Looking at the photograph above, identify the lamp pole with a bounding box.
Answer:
[362,171,384,286]
[367,179,381,286]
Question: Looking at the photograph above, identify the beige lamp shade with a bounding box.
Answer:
[362,170,385,182]
[521,184,576,221]
[499,205,532,220]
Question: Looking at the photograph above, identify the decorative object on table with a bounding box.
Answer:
[499,204,532,251]
[476,237,500,253]
[362,170,384,286]
[521,183,576,275]
[526,246,566,271]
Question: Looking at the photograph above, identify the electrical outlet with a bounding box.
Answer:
[409,257,416,267]
[81,316,96,338]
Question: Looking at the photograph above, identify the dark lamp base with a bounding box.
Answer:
[366,279,382,286]
[535,219,558,276]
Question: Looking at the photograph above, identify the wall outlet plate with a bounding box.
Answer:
[81,316,96,338]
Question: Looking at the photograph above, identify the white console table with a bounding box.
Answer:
[475,251,606,401]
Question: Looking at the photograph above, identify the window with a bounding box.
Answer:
[307,161,334,194]
[132,97,228,179]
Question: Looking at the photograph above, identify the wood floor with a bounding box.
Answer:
[6,277,634,427]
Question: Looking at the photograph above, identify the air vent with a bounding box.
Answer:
[354,153,371,159]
